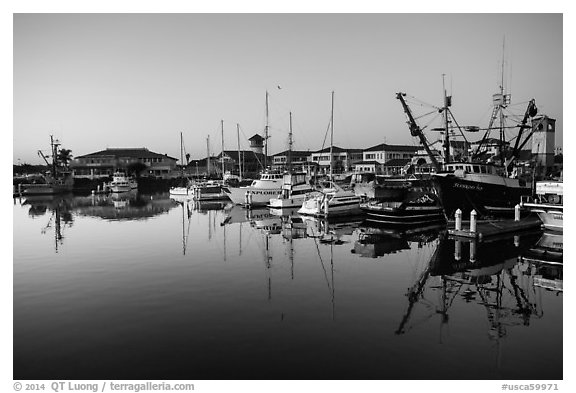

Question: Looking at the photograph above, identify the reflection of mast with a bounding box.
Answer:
[395,239,441,335]
[265,233,272,300]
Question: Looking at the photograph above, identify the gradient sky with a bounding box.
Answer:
[13,13,562,165]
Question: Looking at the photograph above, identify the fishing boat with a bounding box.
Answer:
[223,171,284,206]
[19,136,74,196]
[361,188,446,226]
[109,171,137,193]
[520,180,563,232]
[396,72,538,218]
[298,91,363,218]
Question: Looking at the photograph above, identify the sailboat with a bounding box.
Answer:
[169,132,193,197]
[298,91,363,218]
[269,112,318,209]
[190,122,230,201]
[396,71,537,219]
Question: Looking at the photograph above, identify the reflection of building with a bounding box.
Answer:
[70,148,178,179]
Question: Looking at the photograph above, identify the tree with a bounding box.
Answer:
[57,149,73,168]
[126,162,148,178]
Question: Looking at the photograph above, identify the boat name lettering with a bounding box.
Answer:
[454,183,483,191]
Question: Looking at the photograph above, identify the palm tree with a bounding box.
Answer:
[57,148,73,168]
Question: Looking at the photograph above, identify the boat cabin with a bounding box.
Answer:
[444,162,503,176]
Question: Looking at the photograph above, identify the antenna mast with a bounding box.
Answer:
[330,91,334,180]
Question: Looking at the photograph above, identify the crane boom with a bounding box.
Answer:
[396,92,442,172]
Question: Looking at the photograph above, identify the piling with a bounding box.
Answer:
[454,239,461,261]
[455,209,462,231]
[515,204,521,222]
[470,240,477,263]
[323,197,329,216]
[470,210,477,233]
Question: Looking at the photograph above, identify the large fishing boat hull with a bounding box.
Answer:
[432,173,531,218]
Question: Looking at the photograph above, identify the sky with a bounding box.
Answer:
[13,13,563,165]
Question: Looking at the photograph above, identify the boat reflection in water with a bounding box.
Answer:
[394,227,561,362]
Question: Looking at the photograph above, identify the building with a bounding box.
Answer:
[271,150,311,171]
[531,115,556,170]
[70,148,178,179]
[213,150,267,177]
[309,146,363,174]
[362,143,419,164]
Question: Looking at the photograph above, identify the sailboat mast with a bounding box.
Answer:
[330,91,334,180]
[288,111,293,173]
[237,123,242,181]
[499,38,506,166]
[221,120,225,180]
[180,132,184,178]
[206,135,210,177]
[265,91,269,170]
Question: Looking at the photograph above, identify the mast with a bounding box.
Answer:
[206,135,210,177]
[330,91,334,180]
[264,90,269,170]
[179,132,184,179]
[221,120,225,180]
[50,135,60,178]
[237,123,242,181]
[288,111,293,173]
[442,75,451,164]
[499,38,506,165]
[396,92,442,172]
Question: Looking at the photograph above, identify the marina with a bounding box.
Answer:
[12,191,563,380]
[12,13,564,385]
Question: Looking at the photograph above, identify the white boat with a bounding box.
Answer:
[269,173,318,209]
[521,180,563,232]
[222,171,284,206]
[298,91,363,218]
[298,181,362,217]
[109,172,137,193]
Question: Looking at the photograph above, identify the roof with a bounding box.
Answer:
[218,150,266,161]
[248,134,264,142]
[354,161,380,166]
[365,143,419,152]
[272,149,310,157]
[313,146,363,154]
[383,158,411,167]
[76,148,177,161]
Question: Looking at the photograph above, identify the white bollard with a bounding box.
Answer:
[244,191,249,205]
[247,191,253,206]
[454,239,462,261]
[455,209,462,231]
[323,197,329,216]
[97,185,100,193]
[515,204,521,222]
[470,210,477,233]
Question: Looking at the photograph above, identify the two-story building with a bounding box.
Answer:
[362,143,419,164]
[271,150,311,171]
[70,148,178,179]
[309,146,363,174]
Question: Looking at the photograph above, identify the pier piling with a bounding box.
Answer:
[470,210,477,233]
[455,209,462,231]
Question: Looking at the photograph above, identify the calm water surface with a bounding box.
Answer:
[13,192,563,380]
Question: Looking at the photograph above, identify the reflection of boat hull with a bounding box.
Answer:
[433,174,531,218]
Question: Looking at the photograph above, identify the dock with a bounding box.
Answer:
[448,216,543,241]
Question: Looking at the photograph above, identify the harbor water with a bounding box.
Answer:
[13,192,563,380]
